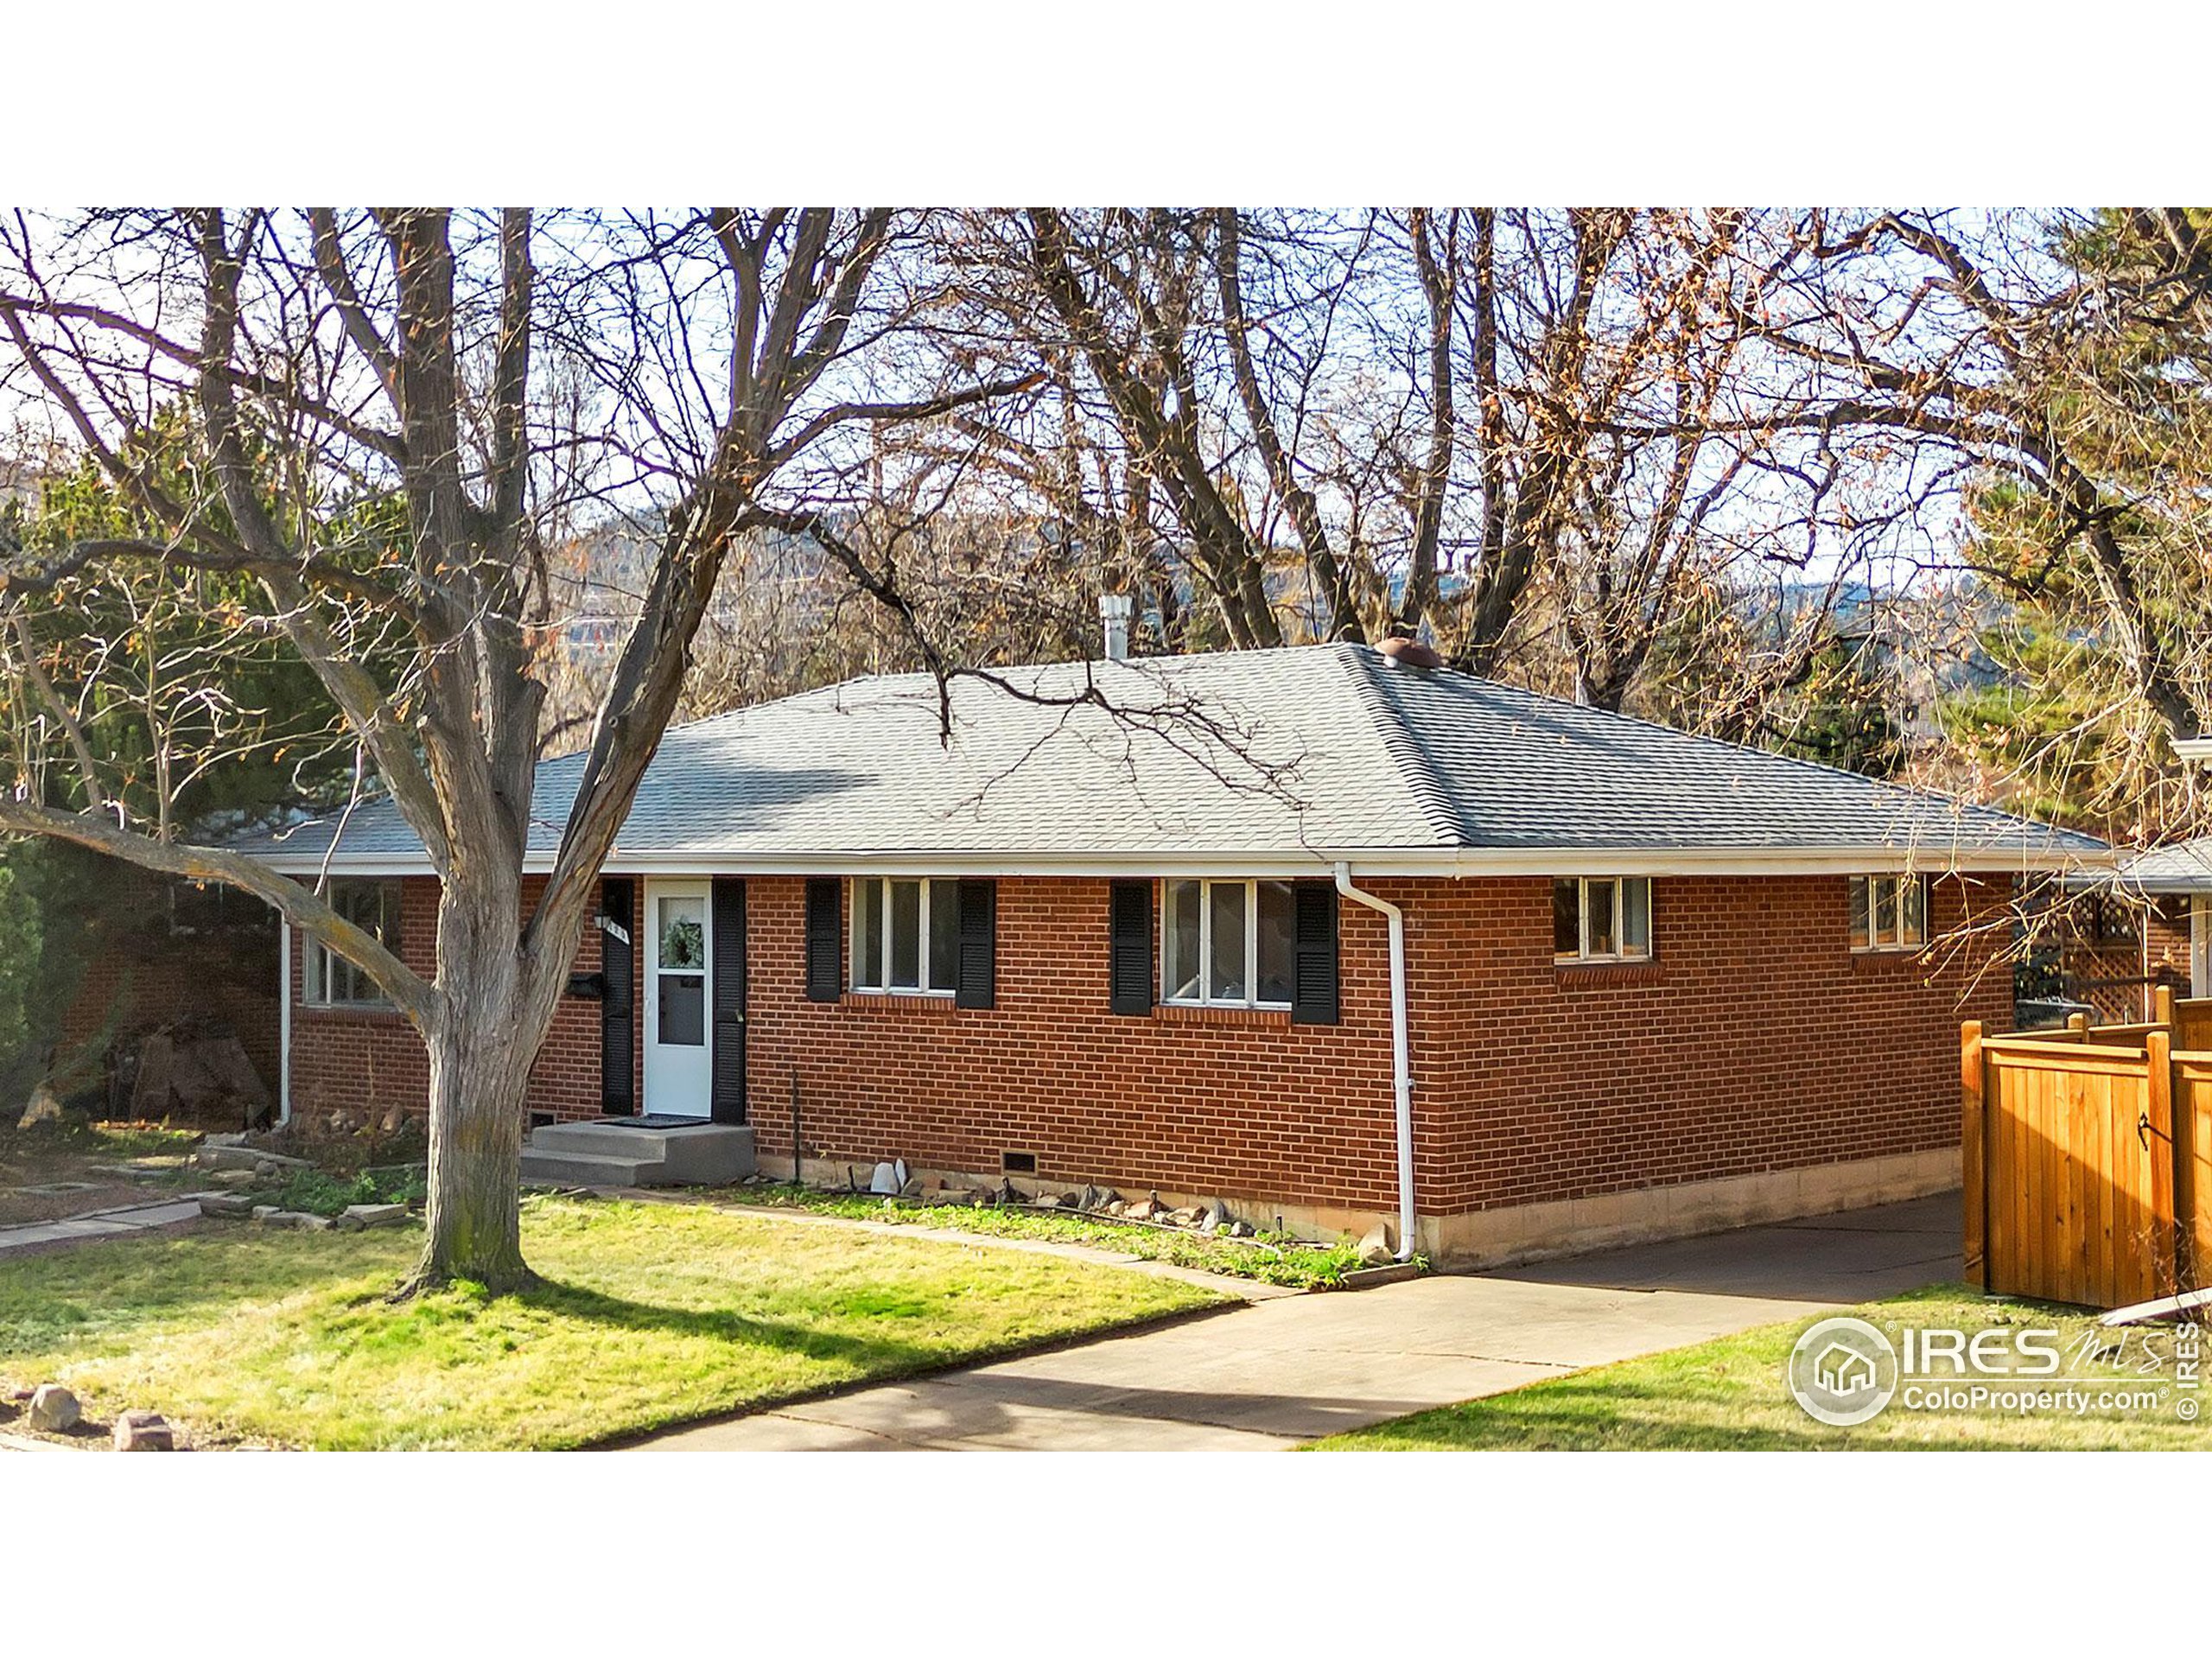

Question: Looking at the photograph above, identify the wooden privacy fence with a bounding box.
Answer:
[1963,990,2212,1309]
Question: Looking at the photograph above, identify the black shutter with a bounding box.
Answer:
[599,877,636,1115]
[955,879,996,1009]
[711,878,747,1124]
[804,878,843,1003]
[1292,880,1339,1026]
[1109,880,1154,1016]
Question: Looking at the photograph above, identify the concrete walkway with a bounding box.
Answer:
[0,1197,209,1258]
[632,1192,1961,1452]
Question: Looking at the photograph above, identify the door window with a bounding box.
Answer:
[658,893,707,1045]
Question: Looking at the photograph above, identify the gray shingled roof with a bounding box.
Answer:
[2107,837,2212,892]
[236,643,2107,874]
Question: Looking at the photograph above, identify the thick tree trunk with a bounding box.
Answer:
[399,865,568,1297]
[410,1016,537,1294]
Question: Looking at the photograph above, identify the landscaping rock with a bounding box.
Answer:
[1227,1220,1255,1238]
[340,1204,408,1230]
[211,1168,260,1189]
[112,1410,175,1452]
[869,1161,901,1195]
[378,1106,406,1135]
[257,1209,330,1230]
[27,1384,80,1433]
[1203,1199,1234,1231]
[925,1188,978,1208]
[1357,1222,1396,1267]
[17,1084,63,1130]
[1167,1207,1202,1226]
[131,1030,269,1123]
[198,1194,253,1218]
[197,1145,310,1173]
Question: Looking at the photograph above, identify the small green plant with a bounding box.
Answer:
[261,1164,427,1217]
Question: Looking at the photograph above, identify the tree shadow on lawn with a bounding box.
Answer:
[512,1276,943,1372]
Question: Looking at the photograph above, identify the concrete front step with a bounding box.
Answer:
[522,1120,756,1189]
[518,1148,664,1188]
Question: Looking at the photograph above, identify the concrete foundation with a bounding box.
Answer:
[783,1146,1961,1268]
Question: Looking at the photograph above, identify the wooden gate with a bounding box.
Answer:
[1964,999,2212,1308]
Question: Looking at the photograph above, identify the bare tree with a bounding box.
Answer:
[0,208,1031,1292]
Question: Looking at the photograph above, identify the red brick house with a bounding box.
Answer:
[239,641,2104,1265]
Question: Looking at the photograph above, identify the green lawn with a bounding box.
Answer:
[1317,1287,2209,1451]
[0,1195,1223,1449]
[725,1184,1369,1288]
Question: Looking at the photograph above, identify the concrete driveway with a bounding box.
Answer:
[632,1191,1961,1452]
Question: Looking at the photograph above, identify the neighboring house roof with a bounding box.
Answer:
[2104,836,2212,893]
[235,643,2109,878]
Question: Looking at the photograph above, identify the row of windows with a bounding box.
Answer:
[299,872,1938,1009]
[1548,874,1929,964]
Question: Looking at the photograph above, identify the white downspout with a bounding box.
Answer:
[277,920,293,1126]
[1335,862,1414,1261]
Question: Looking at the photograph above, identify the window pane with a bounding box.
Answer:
[1621,878,1650,958]
[889,879,922,988]
[1901,875,1927,945]
[1554,880,1580,957]
[1586,879,1616,957]
[658,894,705,970]
[928,880,960,991]
[1209,880,1248,1001]
[1848,877,1871,950]
[1873,877,1898,945]
[658,973,705,1045]
[1257,880,1294,1004]
[1165,880,1202,1001]
[855,879,884,989]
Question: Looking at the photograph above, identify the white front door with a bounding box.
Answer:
[644,879,711,1118]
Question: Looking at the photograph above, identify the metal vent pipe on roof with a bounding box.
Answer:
[1099,593,1133,661]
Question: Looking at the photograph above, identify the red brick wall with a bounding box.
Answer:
[743,871,2011,1215]
[285,875,627,1125]
[284,868,2011,1217]
[55,875,278,1096]
[1405,873,2011,1215]
[746,875,1403,1210]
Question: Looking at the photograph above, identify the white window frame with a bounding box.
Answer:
[1160,878,1294,1010]
[1554,876,1653,964]
[849,876,958,997]
[1851,874,1928,953]
[302,877,400,1008]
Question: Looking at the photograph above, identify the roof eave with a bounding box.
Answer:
[242,840,2111,880]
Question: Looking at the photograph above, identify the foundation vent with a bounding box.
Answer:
[1001,1150,1039,1176]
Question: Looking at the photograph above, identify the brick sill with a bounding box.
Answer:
[839,992,960,1014]
[1154,1003,1293,1027]
[1851,949,1936,977]
[1554,961,1665,988]
[296,1002,410,1027]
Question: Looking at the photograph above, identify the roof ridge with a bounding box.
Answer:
[1337,645,1465,849]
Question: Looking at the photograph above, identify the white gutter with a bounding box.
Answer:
[1335,862,1414,1262]
[277,920,292,1126]
[248,842,2114,881]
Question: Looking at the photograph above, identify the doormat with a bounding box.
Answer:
[595,1115,712,1129]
